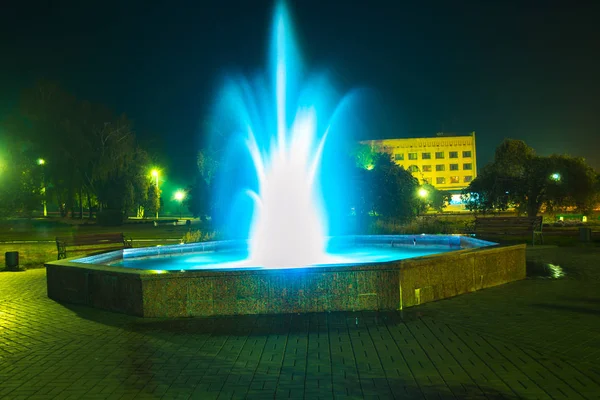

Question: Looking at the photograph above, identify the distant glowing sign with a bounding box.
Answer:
[450,194,463,205]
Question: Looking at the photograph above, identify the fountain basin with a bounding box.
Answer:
[45,235,525,317]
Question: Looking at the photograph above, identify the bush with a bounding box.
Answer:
[96,209,125,226]
[365,216,471,235]
[182,230,218,244]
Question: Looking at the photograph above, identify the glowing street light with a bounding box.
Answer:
[174,190,186,219]
[150,169,161,219]
[174,190,186,202]
[151,169,160,186]
[417,188,429,217]
[38,158,47,217]
[550,173,561,181]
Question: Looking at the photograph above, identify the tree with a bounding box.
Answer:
[420,183,451,213]
[184,116,232,221]
[197,147,220,188]
[462,164,509,214]
[13,80,154,219]
[545,155,598,214]
[464,139,599,216]
[356,153,421,224]
[0,144,43,218]
[130,149,152,218]
[464,140,550,216]
[144,185,161,219]
[185,144,224,221]
[17,81,80,216]
[184,175,210,219]
[352,143,376,170]
[0,115,46,218]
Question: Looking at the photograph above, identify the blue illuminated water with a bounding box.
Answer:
[111,246,451,271]
[211,2,360,268]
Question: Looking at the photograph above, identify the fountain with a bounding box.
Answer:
[45,2,526,317]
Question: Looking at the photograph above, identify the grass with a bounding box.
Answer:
[477,234,597,247]
[1,243,56,269]
[0,218,204,241]
[365,214,474,235]
[1,215,598,270]
[0,218,214,270]
[0,239,182,270]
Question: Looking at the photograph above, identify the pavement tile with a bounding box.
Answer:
[1,247,600,399]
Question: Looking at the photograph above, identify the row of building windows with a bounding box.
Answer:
[423,176,473,185]
[407,163,472,172]
[396,150,472,161]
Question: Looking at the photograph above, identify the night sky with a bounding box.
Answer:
[2,0,599,186]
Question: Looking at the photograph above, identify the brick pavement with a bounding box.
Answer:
[1,246,599,399]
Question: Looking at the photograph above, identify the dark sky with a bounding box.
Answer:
[2,0,599,185]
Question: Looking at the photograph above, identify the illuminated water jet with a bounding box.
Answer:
[245,108,331,267]
[216,2,347,267]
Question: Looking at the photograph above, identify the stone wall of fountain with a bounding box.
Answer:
[46,238,525,317]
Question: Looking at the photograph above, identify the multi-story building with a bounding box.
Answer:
[360,132,477,193]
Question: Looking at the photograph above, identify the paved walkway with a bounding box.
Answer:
[1,247,599,399]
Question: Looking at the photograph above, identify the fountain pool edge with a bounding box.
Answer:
[45,237,525,317]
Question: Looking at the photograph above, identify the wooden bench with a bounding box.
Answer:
[56,233,132,260]
[474,216,543,245]
[153,219,179,227]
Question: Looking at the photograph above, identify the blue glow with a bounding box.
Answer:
[449,194,463,205]
[209,2,362,268]
[112,246,452,271]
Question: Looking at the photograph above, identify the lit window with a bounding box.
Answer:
[450,164,459,171]
[422,165,432,172]
[450,176,459,184]
[408,153,418,160]
[463,163,472,170]
[449,151,458,158]
[408,165,419,172]
[422,152,431,159]
[435,151,445,159]
[464,176,473,182]
[436,164,445,171]
[395,153,404,161]
[463,151,472,158]
[436,177,446,184]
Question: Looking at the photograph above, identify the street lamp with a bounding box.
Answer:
[550,173,561,181]
[417,188,429,217]
[151,169,159,185]
[38,158,47,217]
[174,190,186,219]
[150,169,160,219]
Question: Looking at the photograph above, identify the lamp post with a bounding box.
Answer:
[151,169,160,219]
[550,173,561,181]
[174,190,186,219]
[38,158,47,217]
[417,188,428,217]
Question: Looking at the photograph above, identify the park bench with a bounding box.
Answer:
[474,216,543,245]
[153,219,179,227]
[56,233,132,260]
